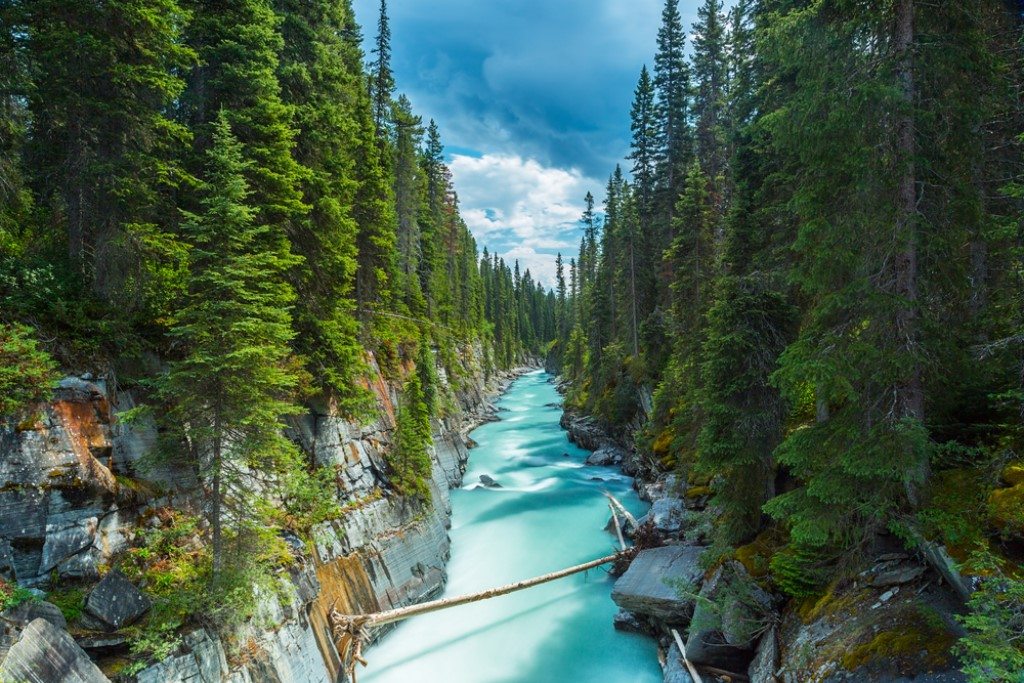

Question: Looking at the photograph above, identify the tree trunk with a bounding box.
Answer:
[629,236,639,357]
[894,0,926,499]
[211,428,223,577]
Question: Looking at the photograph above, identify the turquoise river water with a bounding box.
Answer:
[363,370,663,683]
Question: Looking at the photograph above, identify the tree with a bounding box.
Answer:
[629,66,658,222]
[692,0,729,186]
[370,0,395,140]
[183,0,307,246]
[159,114,302,576]
[762,0,929,550]
[393,95,426,315]
[274,0,366,410]
[0,323,58,420]
[653,0,692,251]
[25,0,193,301]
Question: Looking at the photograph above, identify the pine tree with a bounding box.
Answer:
[762,0,930,551]
[692,0,729,186]
[392,367,432,501]
[393,94,426,315]
[160,113,302,576]
[629,66,658,223]
[183,0,307,248]
[653,0,692,248]
[25,0,193,301]
[274,0,365,410]
[370,0,395,140]
[693,0,800,544]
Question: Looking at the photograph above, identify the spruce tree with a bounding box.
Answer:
[274,0,365,410]
[628,66,658,224]
[183,0,307,248]
[692,0,728,184]
[370,0,395,140]
[393,94,426,315]
[160,113,302,576]
[653,0,692,249]
[25,0,193,301]
[763,0,929,551]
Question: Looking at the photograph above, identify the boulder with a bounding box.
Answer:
[560,412,609,451]
[585,446,624,466]
[776,576,965,683]
[136,629,227,683]
[867,562,926,588]
[611,545,704,623]
[748,626,779,683]
[2,599,67,630]
[612,609,647,634]
[640,498,684,535]
[478,474,502,488]
[83,569,150,630]
[0,617,110,683]
[662,641,696,683]
[686,562,772,672]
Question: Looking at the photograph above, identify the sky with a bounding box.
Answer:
[351,0,709,287]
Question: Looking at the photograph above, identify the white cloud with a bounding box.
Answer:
[502,246,559,288]
[448,153,600,287]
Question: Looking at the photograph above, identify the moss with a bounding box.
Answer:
[47,586,85,622]
[840,620,956,672]
[651,429,673,457]
[989,484,1024,535]
[734,532,774,579]
[1002,462,1024,487]
[919,468,989,552]
[687,471,712,487]
[99,656,132,677]
[797,581,866,624]
[686,486,711,498]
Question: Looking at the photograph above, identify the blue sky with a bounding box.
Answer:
[352,0,710,286]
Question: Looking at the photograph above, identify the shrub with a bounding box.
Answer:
[0,322,58,419]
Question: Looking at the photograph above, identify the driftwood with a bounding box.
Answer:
[332,551,625,680]
[609,500,627,551]
[604,492,639,532]
[672,628,704,683]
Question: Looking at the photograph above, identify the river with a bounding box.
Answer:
[363,370,663,683]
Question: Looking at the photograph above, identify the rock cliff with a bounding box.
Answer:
[0,346,529,681]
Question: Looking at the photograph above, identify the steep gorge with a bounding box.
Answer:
[0,345,531,681]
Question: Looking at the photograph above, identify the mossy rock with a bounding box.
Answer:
[840,619,956,672]
[687,471,712,487]
[797,581,867,624]
[1002,462,1024,487]
[651,429,673,457]
[989,484,1024,534]
[733,529,785,581]
[685,486,711,499]
[780,587,961,681]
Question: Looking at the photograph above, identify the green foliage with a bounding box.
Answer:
[390,370,433,501]
[0,323,58,419]
[0,581,38,611]
[275,0,369,413]
[768,542,834,599]
[46,587,85,622]
[157,113,304,574]
[955,549,1024,682]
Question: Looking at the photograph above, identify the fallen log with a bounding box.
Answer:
[331,551,626,680]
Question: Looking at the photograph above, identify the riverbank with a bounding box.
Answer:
[559,391,974,683]
[0,344,540,682]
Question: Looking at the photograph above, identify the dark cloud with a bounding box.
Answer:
[350,0,715,286]
[352,0,691,179]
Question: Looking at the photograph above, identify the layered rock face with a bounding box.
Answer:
[0,348,527,681]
